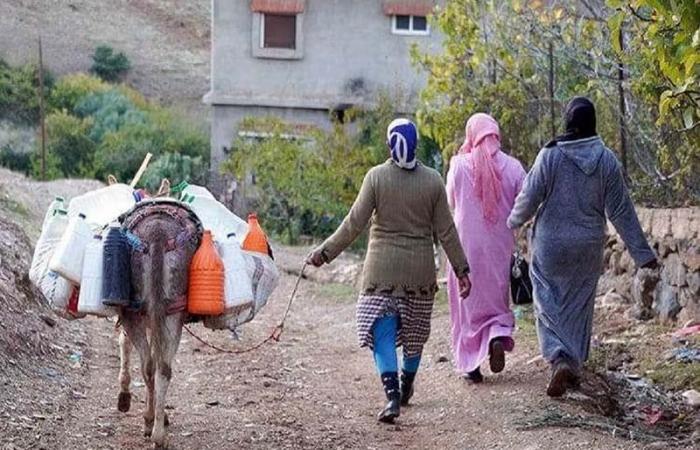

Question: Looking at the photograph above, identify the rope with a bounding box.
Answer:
[183,262,307,354]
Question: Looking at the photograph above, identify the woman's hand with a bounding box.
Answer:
[458,274,472,299]
[306,248,326,267]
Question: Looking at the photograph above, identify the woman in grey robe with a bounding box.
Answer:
[507,97,657,397]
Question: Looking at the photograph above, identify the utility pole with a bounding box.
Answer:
[38,37,47,181]
[617,25,628,176]
[548,43,556,139]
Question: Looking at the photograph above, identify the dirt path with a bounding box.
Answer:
[8,251,667,450]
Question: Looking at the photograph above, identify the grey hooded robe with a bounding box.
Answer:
[507,136,655,368]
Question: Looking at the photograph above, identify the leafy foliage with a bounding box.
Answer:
[413,0,698,205]
[222,99,440,244]
[48,73,110,112]
[31,110,96,179]
[90,45,131,82]
[0,59,53,124]
[141,152,208,192]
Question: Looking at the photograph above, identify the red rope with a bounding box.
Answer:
[183,262,307,354]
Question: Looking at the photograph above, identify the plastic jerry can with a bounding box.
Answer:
[30,208,69,287]
[68,184,135,228]
[188,230,225,315]
[42,196,65,230]
[102,225,132,307]
[78,236,117,317]
[217,232,254,311]
[49,213,93,284]
[187,196,248,244]
[241,213,270,255]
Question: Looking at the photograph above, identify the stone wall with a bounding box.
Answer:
[601,208,699,325]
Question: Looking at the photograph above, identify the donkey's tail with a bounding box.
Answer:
[146,234,169,368]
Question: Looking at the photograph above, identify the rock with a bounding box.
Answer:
[39,315,56,327]
[662,253,687,287]
[619,251,634,274]
[681,247,700,272]
[682,389,700,408]
[678,300,700,326]
[688,272,700,296]
[632,268,659,319]
[672,209,695,241]
[650,211,671,239]
[609,252,624,276]
[654,282,681,323]
[599,291,625,309]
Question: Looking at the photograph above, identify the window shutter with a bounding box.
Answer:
[382,0,435,17]
[251,0,305,14]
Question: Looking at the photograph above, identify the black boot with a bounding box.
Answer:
[400,371,416,406]
[377,372,400,423]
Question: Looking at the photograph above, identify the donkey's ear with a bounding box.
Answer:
[107,174,118,185]
[156,179,171,197]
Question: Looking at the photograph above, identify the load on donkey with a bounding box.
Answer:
[29,155,280,448]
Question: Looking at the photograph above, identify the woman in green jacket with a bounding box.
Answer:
[308,119,471,423]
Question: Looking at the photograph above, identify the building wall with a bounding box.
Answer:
[206,0,443,198]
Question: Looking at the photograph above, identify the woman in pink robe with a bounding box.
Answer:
[446,113,526,382]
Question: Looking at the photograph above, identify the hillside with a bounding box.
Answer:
[0,0,210,115]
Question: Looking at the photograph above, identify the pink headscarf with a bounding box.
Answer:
[459,113,503,224]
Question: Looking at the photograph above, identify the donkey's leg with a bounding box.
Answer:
[117,329,133,412]
[121,317,156,437]
[151,313,184,448]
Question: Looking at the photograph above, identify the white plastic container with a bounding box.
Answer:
[41,196,66,230]
[77,236,117,317]
[39,270,75,314]
[217,233,254,311]
[30,208,69,288]
[178,182,215,201]
[243,251,280,314]
[68,183,135,228]
[49,213,93,284]
[187,196,248,244]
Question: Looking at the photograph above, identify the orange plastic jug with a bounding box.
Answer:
[241,213,269,254]
[188,230,225,315]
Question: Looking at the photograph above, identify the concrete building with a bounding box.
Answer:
[204,0,443,189]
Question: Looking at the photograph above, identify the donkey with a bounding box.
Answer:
[114,198,202,448]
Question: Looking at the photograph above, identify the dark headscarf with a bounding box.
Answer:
[545,97,597,147]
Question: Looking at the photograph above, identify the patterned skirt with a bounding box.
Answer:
[356,294,435,358]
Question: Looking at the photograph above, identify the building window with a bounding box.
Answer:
[392,15,430,36]
[262,14,296,49]
[252,12,304,59]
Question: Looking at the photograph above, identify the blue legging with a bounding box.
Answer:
[372,314,421,374]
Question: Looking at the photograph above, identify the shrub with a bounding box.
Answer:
[141,152,208,192]
[0,146,32,175]
[32,110,96,179]
[0,59,53,124]
[48,73,110,113]
[74,89,146,141]
[90,45,131,82]
[94,122,157,182]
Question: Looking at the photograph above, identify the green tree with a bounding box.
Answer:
[32,110,96,179]
[90,45,131,82]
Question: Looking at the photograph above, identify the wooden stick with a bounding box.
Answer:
[130,152,153,188]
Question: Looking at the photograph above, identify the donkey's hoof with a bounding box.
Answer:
[164,413,170,427]
[144,418,154,437]
[117,392,132,412]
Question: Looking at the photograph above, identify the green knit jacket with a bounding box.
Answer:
[321,160,470,298]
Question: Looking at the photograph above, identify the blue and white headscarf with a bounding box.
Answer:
[387,118,418,170]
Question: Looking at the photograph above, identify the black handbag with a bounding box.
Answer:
[510,250,533,305]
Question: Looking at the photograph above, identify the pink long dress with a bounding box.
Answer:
[446,151,526,373]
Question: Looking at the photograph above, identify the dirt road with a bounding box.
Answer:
[4,250,668,450]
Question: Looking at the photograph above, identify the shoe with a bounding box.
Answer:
[546,361,576,397]
[464,367,483,384]
[400,371,416,406]
[489,338,506,373]
[377,372,400,423]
